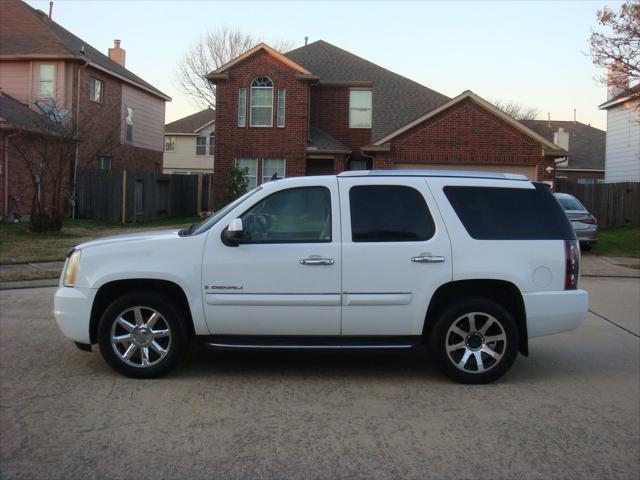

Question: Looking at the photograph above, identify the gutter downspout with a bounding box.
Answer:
[4,131,21,218]
[72,60,88,219]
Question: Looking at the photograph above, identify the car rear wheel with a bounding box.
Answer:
[429,298,519,384]
[97,291,187,378]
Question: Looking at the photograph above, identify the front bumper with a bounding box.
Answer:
[524,289,588,338]
[53,286,96,344]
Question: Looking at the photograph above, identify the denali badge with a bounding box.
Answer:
[205,285,243,290]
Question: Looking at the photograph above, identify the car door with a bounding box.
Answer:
[338,176,452,336]
[201,178,341,336]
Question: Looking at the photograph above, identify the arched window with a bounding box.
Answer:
[250,76,273,127]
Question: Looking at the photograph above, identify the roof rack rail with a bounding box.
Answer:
[337,170,529,181]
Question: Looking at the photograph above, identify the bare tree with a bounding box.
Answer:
[493,100,540,121]
[8,98,123,232]
[589,0,640,96]
[175,26,296,108]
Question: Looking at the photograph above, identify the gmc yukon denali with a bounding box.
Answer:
[54,170,588,383]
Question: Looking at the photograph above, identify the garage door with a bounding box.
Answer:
[394,163,538,180]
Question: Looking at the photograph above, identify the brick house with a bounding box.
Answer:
[0,0,170,219]
[207,40,566,205]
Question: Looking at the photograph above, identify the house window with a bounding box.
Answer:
[209,132,215,155]
[125,106,134,143]
[250,77,273,127]
[196,136,207,155]
[90,77,104,103]
[238,88,246,127]
[236,158,258,189]
[262,158,285,183]
[38,64,55,98]
[96,155,112,171]
[277,89,286,127]
[577,178,595,185]
[164,136,176,152]
[349,89,372,128]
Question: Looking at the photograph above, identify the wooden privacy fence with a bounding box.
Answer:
[555,180,640,228]
[75,169,214,223]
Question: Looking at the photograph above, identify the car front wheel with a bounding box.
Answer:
[429,298,519,384]
[97,291,187,378]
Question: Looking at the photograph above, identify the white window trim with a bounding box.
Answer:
[90,77,104,103]
[238,88,247,127]
[195,136,207,155]
[235,158,259,189]
[262,158,286,184]
[164,136,176,153]
[208,132,215,156]
[349,88,372,129]
[38,64,55,98]
[277,89,286,128]
[249,77,274,128]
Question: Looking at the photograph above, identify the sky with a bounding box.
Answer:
[26,0,621,130]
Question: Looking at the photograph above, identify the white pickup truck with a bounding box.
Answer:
[54,170,588,383]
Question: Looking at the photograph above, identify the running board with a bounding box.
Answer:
[202,335,421,350]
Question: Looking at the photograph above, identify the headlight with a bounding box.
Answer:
[63,250,81,287]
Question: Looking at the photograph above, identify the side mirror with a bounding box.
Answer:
[221,218,246,246]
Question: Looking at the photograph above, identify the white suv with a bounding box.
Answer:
[54,171,588,383]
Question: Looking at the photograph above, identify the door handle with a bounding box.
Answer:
[411,255,445,263]
[300,256,334,266]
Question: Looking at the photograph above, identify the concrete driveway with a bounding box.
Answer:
[0,280,638,480]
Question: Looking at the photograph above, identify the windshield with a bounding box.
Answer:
[556,196,585,211]
[188,187,262,236]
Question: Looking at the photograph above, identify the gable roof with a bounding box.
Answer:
[372,90,567,156]
[206,43,311,78]
[308,127,350,153]
[0,91,54,132]
[521,120,605,170]
[598,83,640,110]
[0,0,170,101]
[285,40,450,143]
[165,108,215,134]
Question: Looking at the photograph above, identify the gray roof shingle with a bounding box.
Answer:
[165,109,215,134]
[285,40,449,143]
[0,92,52,131]
[521,120,605,170]
[308,127,350,152]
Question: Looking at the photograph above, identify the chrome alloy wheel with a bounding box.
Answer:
[445,312,507,374]
[110,306,172,368]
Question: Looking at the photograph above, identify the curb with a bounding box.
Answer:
[0,279,59,290]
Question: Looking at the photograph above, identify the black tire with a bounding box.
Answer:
[580,242,593,251]
[97,290,187,378]
[428,297,519,384]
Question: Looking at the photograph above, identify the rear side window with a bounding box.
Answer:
[444,184,575,240]
[556,196,585,211]
[349,185,435,242]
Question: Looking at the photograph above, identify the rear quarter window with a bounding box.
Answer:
[443,184,575,240]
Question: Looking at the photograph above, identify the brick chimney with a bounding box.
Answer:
[607,59,629,100]
[108,39,126,67]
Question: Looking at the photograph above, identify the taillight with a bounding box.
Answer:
[565,240,579,290]
[582,215,598,225]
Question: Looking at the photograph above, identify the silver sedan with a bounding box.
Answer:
[554,192,598,250]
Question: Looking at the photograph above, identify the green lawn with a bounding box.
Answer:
[0,216,201,265]
[590,226,640,258]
